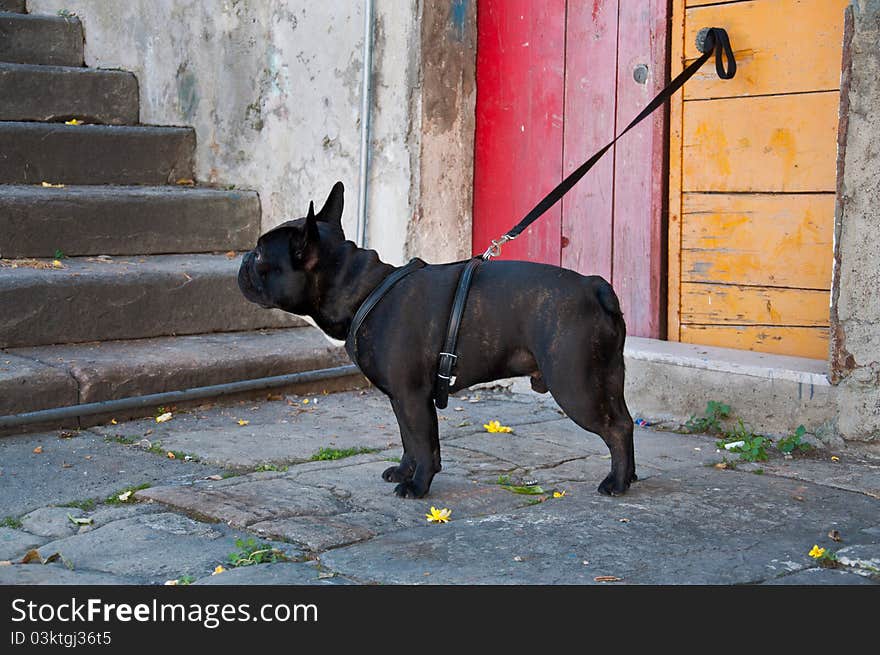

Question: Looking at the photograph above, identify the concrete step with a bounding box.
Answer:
[0,185,260,258]
[0,62,139,124]
[1,327,363,428]
[0,1,26,13]
[0,12,83,66]
[0,254,301,348]
[0,122,194,185]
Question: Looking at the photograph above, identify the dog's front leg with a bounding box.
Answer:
[386,395,441,498]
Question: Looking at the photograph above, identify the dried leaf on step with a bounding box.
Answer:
[205,475,223,481]
[156,412,172,423]
[594,575,622,582]
[67,514,93,526]
[225,251,237,259]
[33,446,43,454]
[41,181,65,188]
[176,178,195,186]
[828,530,842,542]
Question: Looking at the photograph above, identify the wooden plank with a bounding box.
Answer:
[560,0,617,282]
[681,283,830,326]
[612,0,669,338]
[668,0,687,342]
[680,324,829,359]
[681,193,834,288]
[683,0,848,99]
[472,0,566,264]
[682,91,840,192]
[686,0,747,6]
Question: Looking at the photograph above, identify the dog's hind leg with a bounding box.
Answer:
[385,394,441,498]
[540,358,636,496]
[382,451,416,484]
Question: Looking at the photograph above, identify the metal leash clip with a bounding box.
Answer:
[482,233,515,260]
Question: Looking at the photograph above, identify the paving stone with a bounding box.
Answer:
[759,454,880,499]
[36,512,292,584]
[0,563,139,585]
[0,427,222,517]
[250,512,400,551]
[20,506,83,538]
[321,468,880,584]
[836,543,880,576]
[0,527,46,560]
[91,388,396,468]
[761,567,877,585]
[195,561,352,585]
[291,460,534,527]
[138,478,348,528]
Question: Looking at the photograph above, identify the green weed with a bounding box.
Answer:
[685,401,731,434]
[309,447,379,461]
[227,538,289,567]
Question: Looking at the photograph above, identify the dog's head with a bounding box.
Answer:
[238,181,346,314]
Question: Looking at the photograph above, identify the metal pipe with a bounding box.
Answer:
[0,365,360,430]
[355,0,374,248]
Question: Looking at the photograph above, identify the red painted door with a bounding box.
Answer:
[473,0,669,338]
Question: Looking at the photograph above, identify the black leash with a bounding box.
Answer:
[345,258,426,367]
[482,26,736,259]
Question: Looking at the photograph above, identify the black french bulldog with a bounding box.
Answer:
[238,182,636,498]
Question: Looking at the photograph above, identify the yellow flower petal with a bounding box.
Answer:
[426,506,452,523]
[237,419,249,426]
[553,490,566,498]
[111,419,118,425]
[808,545,826,559]
[212,565,226,575]
[64,118,84,125]
[831,456,840,462]
[52,260,64,268]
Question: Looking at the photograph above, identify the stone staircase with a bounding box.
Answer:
[0,3,359,429]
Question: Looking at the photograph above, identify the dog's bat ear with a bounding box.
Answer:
[316,181,344,230]
[291,200,320,271]
[305,200,320,243]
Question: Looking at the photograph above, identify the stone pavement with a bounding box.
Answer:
[1,387,878,585]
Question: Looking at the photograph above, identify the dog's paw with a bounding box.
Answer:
[597,473,631,497]
[382,465,413,483]
[393,480,428,499]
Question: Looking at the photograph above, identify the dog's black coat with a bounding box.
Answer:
[239,182,636,498]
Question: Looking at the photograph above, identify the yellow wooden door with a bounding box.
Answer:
[667,0,847,359]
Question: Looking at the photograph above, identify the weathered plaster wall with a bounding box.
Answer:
[408,0,476,263]
[28,0,422,264]
[830,1,880,443]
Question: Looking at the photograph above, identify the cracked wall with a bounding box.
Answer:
[830,1,880,442]
[29,0,421,264]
